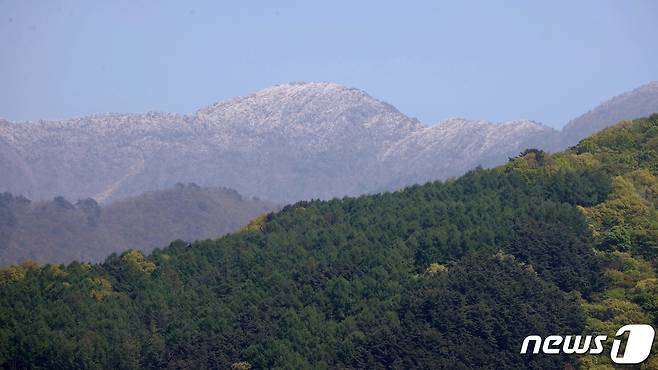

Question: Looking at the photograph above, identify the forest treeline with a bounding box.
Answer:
[1,115,657,369]
[0,184,276,265]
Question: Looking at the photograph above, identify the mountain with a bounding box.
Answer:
[2,115,656,369]
[561,81,658,146]
[0,183,276,265]
[381,118,557,188]
[0,82,556,203]
[0,128,34,197]
[192,83,422,201]
[2,82,656,204]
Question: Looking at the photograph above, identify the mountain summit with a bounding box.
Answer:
[197,82,421,135]
[0,82,655,203]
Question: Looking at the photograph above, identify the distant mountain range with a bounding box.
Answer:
[561,81,658,146]
[0,184,276,265]
[1,81,657,203]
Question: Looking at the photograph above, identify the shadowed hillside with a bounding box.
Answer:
[0,183,277,265]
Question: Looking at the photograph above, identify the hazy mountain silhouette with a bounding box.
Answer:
[0,184,276,265]
[561,81,658,146]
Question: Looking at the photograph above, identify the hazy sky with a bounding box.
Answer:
[1,1,657,128]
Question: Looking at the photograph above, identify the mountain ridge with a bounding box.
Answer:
[561,80,658,145]
[0,81,655,204]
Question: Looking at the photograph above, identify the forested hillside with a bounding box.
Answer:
[0,184,276,266]
[506,115,658,368]
[0,116,657,369]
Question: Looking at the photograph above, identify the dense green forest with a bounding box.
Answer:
[1,115,657,369]
[0,184,276,265]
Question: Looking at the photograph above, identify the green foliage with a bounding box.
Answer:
[583,173,658,258]
[508,115,658,368]
[365,252,584,369]
[0,260,38,287]
[240,213,268,233]
[574,115,658,176]
[506,206,604,295]
[121,250,156,275]
[1,115,657,368]
[0,165,608,368]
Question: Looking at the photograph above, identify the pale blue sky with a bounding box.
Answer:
[1,0,657,128]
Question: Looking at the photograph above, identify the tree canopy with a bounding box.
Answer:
[1,115,657,369]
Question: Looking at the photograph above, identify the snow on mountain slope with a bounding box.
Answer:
[382,118,557,188]
[0,82,627,203]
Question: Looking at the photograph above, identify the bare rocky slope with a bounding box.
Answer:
[0,81,656,203]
